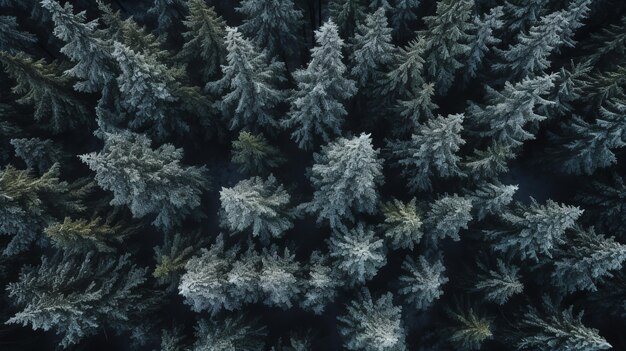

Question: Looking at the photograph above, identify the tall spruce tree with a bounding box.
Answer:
[399,256,448,310]
[0,16,36,53]
[465,6,504,81]
[328,223,386,285]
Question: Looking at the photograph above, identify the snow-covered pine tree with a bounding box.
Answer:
[191,316,267,351]
[467,182,518,220]
[328,223,386,285]
[329,0,367,37]
[10,137,63,173]
[231,131,285,174]
[0,16,35,54]
[80,130,208,232]
[147,0,184,35]
[259,246,302,308]
[503,0,549,32]
[423,194,473,243]
[474,259,523,305]
[219,175,294,241]
[338,289,406,351]
[301,251,339,314]
[380,197,423,250]
[465,6,504,81]
[399,256,448,309]
[44,216,130,253]
[208,26,286,132]
[236,0,303,57]
[389,113,465,191]
[445,303,493,351]
[350,7,396,88]
[283,20,356,149]
[304,133,383,229]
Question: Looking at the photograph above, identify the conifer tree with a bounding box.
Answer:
[380,197,423,250]
[338,289,406,351]
[301,252,339,314]
[515,298,611,351]
[0,52,88,132]
[236,0,303,57]
[577,174,626,236]
[377,37,426,102]
[465,6,503,81]
[304,134,383,229]
[584,15,626,65]
[220,175,294,241]
[80,130,208,232]
[10,137,63,173]
[468,182,518,220]
[552,226,626,294]
[153,231,203,292]
[399,256,448,310]
[474,259,523,305]
[259,246,302,308]
[486,199,583,261]
[329,0,367,37]
[192,316,267,351]
[467,74,556,148]
[208,27,286,131]
[148,0,184,35]
[463,143,515,179]
[445,304,493,351]
[496,0,592,78]
[389,114,465,191]
[503,0,549,32]
[178,0,225,82]
[350,8,396,88]
[283,20,356,149]
[389,0,420,35]
[329,223,386,285]
[424,194,473,243]
[397,82,438,127]
[419,0,475,94]
[6,252,157,348]
[44,217,130,253]
[0,16,36,53]
[42,0,117,92]
[231,132,285,174]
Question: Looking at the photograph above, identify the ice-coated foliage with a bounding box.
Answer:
[399,256,448,309]
[350,8,396,88]
[398,82,438,127]
[283,20,356,149]
[0,16,35,53]
[192,316,267,351]
[377,37,426,101]
[236,0,302,56]
[445,304,493,351]
[0,164,88,255]
[301,252,339,314]
[338,289,406,351]
[80,130,208,232]
[419,0,475,94]
[178,0,226,82]
[380,197,423,250]
[0,52,87,132]
[6,251,156,348]
[515,298,612,351]
[42,0,116,92]
[468,74,556,148]
[259,246,301,308]
[208,27,286,131]
[389,113,465,191]
[468,182,518,220]
[465,6,503,81]
[463,143,515,179]
[220,175,294,241]
[474,259,523,305]
[231,131,285,174]
[424,194,473,243]
[304,133,383,229]
[329,223,386,285]
[10,137,63,173]
[552,227,626,294]
[486,199,583,261]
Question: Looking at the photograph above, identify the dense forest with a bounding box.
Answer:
[1,0,626,350]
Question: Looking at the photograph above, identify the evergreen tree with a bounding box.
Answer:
[377,37,426,102]
[6,252,157,348]
[474,259,523,305]
[80,130,208,232]
[468,182,518,220]
[283,20,356,149]
[584,15,626,65]
[231,131,285,174]
[10,137,63,173]
[0,16,36,54]
[577,173,626,236]
[148,0,184,35]
[208,27,286,131]
[503,0,549,32]
[467,74,556,148]
[552,226,626,294]
[329,0,367,37]
[192,316,266,351]
[44,216,130,253]
[515,298,612,351]
[42,0,117,92]
[389,0,420,35]
[496,0,593,78]
[445,303,493,351]
[397,82,438,127]
[399,256,448,310]
[338,289,406,351]
[424,194,473,243]
[350,8,396,88]
[220,175,294,241]
[301,252,339,314]
[178,0,226,82]
[389,114,465,191]
[329,223,386,285]
[304,134,383,229]
[380,197,423,250]
[465,6,503,81]
[153,231,204,292]
[419,0,475,94]
[486,199,583,261]
[236,0,303,57]
[0,52,88,132]
[463,142,515,179]
[259,246,302,308]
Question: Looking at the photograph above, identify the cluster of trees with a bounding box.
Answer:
[0,0,625,350]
